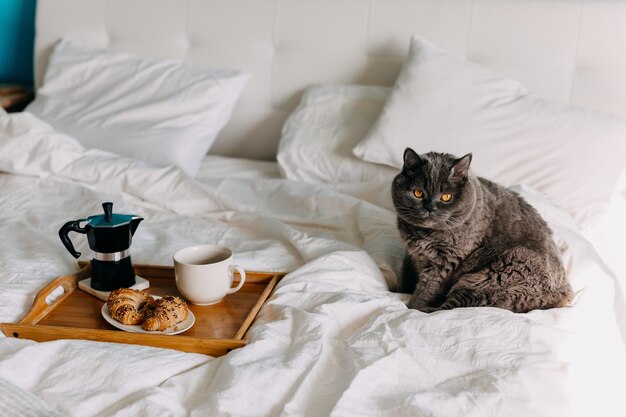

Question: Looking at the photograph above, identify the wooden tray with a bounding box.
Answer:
[0,263,285,357]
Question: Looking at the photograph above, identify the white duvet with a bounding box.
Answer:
[0,112,625,417]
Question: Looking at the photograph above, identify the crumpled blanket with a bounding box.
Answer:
[0,112,625,417]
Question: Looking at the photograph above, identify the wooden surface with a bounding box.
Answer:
[1,263,285,356]
[1,324,246,357]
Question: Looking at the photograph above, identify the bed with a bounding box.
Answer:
[1,1,626,416]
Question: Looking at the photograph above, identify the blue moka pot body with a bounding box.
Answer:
[59,202,143,291]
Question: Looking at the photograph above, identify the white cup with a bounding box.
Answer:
[174,244,246,306]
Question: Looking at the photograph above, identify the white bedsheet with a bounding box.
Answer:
[196,155,281,181]
[0,112,625,417]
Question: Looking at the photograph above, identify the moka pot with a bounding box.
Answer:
[59,202,144,291]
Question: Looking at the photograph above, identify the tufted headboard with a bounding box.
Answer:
[34,0,626,160]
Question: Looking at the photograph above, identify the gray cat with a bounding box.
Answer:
[393,148,573,313]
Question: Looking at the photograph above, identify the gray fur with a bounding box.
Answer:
[393,148,573,313]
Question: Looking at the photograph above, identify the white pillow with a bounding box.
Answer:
[278,84,398,183]
[354,35,626,229]
[27,39,250,177]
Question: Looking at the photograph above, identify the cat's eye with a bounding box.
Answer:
[440,193,453,202]
[413,189,424,199]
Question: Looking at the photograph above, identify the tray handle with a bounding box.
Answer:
[19,266,92,325]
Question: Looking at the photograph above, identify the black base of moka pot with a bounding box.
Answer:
[90,258,136,291]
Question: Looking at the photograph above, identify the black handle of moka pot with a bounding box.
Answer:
[102,202,113,223]
[58,219,90,258]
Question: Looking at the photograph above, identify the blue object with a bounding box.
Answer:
[0,0,36,86]
[58,202,144,291]
[89,202,138,227]
[59,202,144,258]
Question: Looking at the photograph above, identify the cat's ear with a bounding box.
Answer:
[403,148,425,169]
[449,153,472,181]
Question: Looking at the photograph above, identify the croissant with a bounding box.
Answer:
[107,288,154,325]
[142,296,188,331]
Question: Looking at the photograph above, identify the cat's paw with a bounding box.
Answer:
[407,299,437,313]
[418,306,442,313]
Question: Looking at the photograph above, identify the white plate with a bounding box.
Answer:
[101,295,195,335]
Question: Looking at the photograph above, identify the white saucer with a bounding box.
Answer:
[101,296,195,335]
